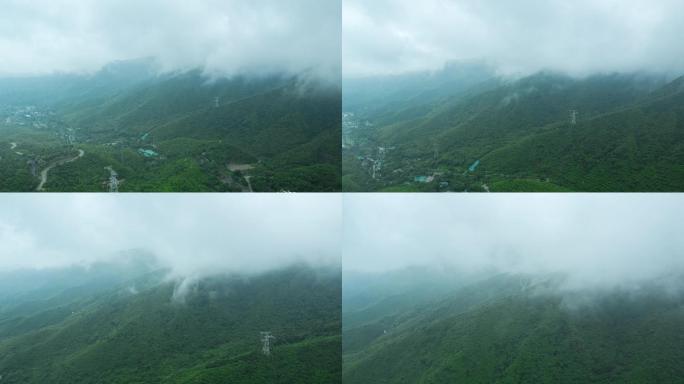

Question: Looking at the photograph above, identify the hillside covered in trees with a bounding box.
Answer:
[343,268,684,383]
[0,257,341,383]
[0,59,341,192]
[343,64,684,192]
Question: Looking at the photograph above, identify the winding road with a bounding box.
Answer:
[36,149,85,191]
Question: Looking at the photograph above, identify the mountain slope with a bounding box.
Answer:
[343,68,681,191]
[0,61,341,192]
[0,263,341,384]
[481,79,684,191]
[343,273,684,383]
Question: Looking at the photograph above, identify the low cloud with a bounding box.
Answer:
[344,0,684,78]
[0,194,341,276]
[0,0,340,81]
[343,194,684,292]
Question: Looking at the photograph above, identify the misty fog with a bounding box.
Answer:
[0,194,341,276]
[0,0,340,81]
[343,0,684,78]
[343,194,684,292]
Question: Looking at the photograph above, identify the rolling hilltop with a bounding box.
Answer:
[0,258,341,384]
[343,269,684,383]
[0,59,341,192]
[343,64,684,192]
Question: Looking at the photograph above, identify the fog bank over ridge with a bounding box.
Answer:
[0,194,341,276]
[343,194,684,292]
[343,0,684,78]
[0,0,340,81]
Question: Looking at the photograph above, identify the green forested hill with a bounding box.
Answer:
[343,272,684,383]
[481,80,684,191]
[0,262,341,383]
[0,61,341,192]
[343,67,683,191]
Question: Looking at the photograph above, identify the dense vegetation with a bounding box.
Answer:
[0,258,341,383]
[343,270,684,383]
[0,59,341,192]
[343,65,684,191]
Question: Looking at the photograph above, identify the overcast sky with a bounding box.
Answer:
[0,0,340,80]
[344,194,684,290]
[344,0,684,78]
[0,194,340,276]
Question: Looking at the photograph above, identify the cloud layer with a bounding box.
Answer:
[0,0,340,80]
[344,194,684,290]
[344,0,684,77]
[0,194,341,276]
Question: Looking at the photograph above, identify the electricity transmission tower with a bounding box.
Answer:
[105,166,119,192]
[109,173,119,192]
[570,109,578,126]
[260,332,276,356]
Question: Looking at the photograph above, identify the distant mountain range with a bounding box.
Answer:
[0,59,341,192]
[343,269,684,383]
[0,257,341,383]
[343,63,684,191]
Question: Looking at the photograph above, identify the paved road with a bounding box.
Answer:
[36,149,85,191]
